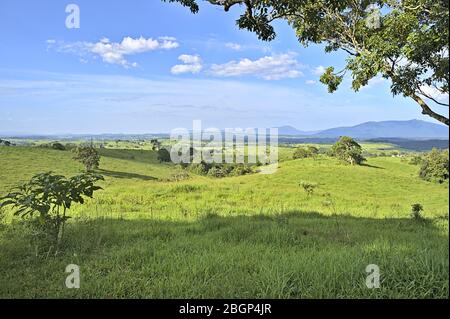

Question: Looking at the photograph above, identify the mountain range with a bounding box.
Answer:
[277,120,448,139]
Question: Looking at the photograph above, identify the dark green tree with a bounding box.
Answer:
[157,148,172,162]
[164,0,449,125]
[419,148,449,183]
[330,136,366,165]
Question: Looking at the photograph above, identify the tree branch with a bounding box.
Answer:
[411,93,449,126]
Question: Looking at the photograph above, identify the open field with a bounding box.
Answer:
[0,143,448,298]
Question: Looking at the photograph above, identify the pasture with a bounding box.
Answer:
[0,142,448,298]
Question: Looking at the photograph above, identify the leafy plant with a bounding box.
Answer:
[0,172,104,253]
[299,181,318,197]
[73,145,101,171]
[411,203,424,220]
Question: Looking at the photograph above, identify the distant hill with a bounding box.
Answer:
[276,125,318,136]
[312,120,448,139]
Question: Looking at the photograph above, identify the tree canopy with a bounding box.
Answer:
[164,0,449,125]
[330,136,366,165]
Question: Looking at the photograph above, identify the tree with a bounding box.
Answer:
[73,145,100,171]
[164,0,449,126]
[419,148,449,183]
[157,148,172,162]
[151,139,162,151]
[0,139,12,146]
[0,172,104,251]
[330,136,365,165]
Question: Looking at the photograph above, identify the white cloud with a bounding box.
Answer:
[225,43,242,51]
[306,80,316,85]
[313,65,326,76]
[171,54,203,74]
[50,36,179,68]
[210,53,303,80]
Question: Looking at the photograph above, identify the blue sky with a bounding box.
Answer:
[0,0,448,134]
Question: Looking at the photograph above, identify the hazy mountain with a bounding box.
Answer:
[276,126,319,136]
[312,120,448,139]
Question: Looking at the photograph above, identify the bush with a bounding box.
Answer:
[409,155,423,165]
[230,164,254,176]
[293,146,319,159]
[411,203,424,220]
[299,181,318,197]
[419,149,449,183]
[329,136,365,165]
[0,172,104,254]
[51,142,66,151]
[157,148,172,163]
[207,166,229,178]
[0,139,13,146]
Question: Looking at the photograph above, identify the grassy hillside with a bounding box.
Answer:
[0,145,448,298]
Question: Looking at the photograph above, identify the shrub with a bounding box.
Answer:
[0,139,13,146]
[293,146,319,159]
[299,181,318,197]
[419,149,449,183]
[409,155,424,166]
[51,142,66,151]
[207,166,229,178]
[157,148,172,163]
[411,203,424,220]
[230,164,254,176]
[0,172,104,253]
[329,136,365,165]
[73,145,100,171]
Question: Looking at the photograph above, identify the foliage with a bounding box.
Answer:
[151,139,162,151]
[299,181,318,196]
[411,203,424,220]
[51,142,66,151]
[0,139,13,146]
[0,172,103,250]
[157,148,172,163]
[409,155,424,165]
[165,0,449,125]
[330,136,366,165]
[187,162,254,178]
[72,145,101,171]
[419,148,449,183]
[293,146,319,159]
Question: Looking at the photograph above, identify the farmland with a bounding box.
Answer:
[0,142,448,298]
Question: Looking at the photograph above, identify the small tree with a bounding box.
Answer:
[330,137,366,165]
[411,203,424,220]
[419,148,449,183]
[151,139,162,151]
[299,181,318,197]
[73,145,100,171]
[157,148,172,163]
[0,172,104,252]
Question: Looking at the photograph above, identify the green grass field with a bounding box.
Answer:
[0,144,448,298]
